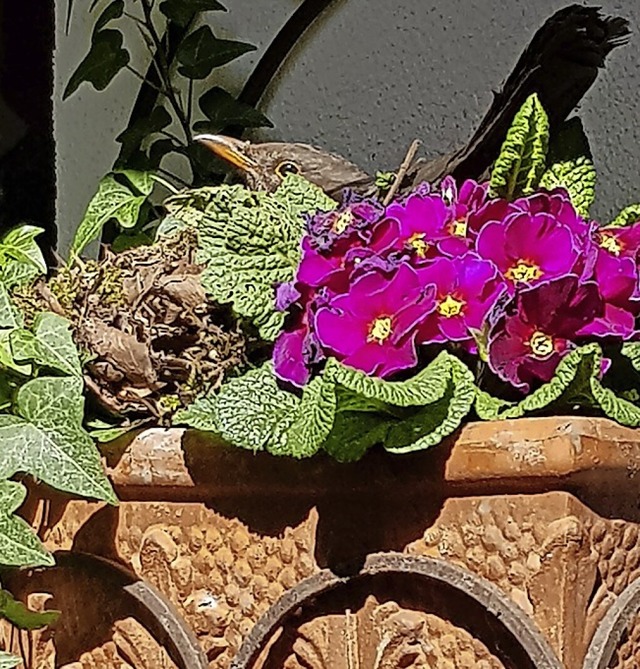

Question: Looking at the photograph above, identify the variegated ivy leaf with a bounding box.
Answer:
[490,93,550,200]
[10,312,82,377]
[0,282,22,330]
[0,377,117,503]
[0,225,47,289]
[608,203,640,228]
[540,156,596,218]
[167,175,335,341]
[0,651,21,669]
[0,480,53,568]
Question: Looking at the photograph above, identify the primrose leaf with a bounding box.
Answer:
[540,156,596,218]
[166,175,335,340]
[0,377,117,503]
[0,480,53,568]
[608,204,640,228]
[490,93,549,199]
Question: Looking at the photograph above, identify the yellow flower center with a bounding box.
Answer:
[450,219,468,237]
[528,331,554,358]
[506,260,543,283]
[599,231,623,256]
[331,211,353,234]
[407,232,429,258]
[368,316,393,344]
[437,294,465,318]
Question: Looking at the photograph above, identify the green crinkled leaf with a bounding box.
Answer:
[70,172,151,257]
[0,377,117,503]
[63,29,129,99]
[621,342,640,373]
[173,395,218,431]
[274,373,336,458]
[324,353,475,459]
[0,589,59,630]
[490,93,549,199]
[214,363,300,453]
[475,343,640,427]
[0,480,53,568]
[540,156,596,218]
[608,204,640,228]
[176,26,255,79]
[177,175,334,340]
[10,313,82,377]
[0,651,20,669]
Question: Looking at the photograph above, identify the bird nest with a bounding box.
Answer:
[14,229,249,420]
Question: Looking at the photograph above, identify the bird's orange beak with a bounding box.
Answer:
[194,134,258,172]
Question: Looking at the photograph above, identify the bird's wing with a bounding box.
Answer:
[409,5,630,186]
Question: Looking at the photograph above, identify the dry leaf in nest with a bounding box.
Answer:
[27,231,250,420]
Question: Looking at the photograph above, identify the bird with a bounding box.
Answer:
[195,5,630,198]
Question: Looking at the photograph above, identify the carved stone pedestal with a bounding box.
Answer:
[4,416,640,668]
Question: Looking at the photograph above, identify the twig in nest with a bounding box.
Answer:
[383,139,422,205]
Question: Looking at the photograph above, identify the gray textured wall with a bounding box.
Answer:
[55,0,640,251]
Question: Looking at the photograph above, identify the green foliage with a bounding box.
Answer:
[0,481,53,568]
[0,225,47,289]
[0,652,20,669]
[476,344,640,427]
[540,118,596,217]
[166,175,335,340]
[490,93,550,200]
[0,589,59,629]
[608,204,640,228]
[176,352,476,461]
[65,0,269,184]
[70,171,154,257]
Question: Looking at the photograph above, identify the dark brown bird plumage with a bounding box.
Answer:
[197,5,629,195]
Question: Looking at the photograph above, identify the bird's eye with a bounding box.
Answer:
[275,161,300,178]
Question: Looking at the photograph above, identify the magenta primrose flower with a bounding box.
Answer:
[314,264,436,377]
[487,276,604,392]
[416,253,507,349]
[476,211,582,291]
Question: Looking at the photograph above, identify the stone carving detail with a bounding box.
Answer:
[606,612,640,669]
[271,596,504,668]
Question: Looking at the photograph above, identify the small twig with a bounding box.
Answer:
[382,139,421,205]
[157,167,191,188]
[150,173,180,195]
[123,11,146,26]
[158,129,182,144]
[125,65,165,95]
[187,77,194,126]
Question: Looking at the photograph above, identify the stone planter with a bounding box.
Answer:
[3,416,640,668]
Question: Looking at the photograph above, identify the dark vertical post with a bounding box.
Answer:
[0,1,57,257]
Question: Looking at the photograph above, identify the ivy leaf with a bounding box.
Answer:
[608,204,640,228]
[0,330,30,377]
[159,0,226,27]
[0,282,22,330]
[116,107,172,166]
[0,589,59,629]
[176,26,255,80]
[195,87,272,132]
[64,29,130,99]
[180,176,334,340]
[0,480,53,568]
[93,0,124,33]
[70,172,152,257]
[10,313,82,377]
[490,93,549,200]
[0,377,117,504]
[0,652,20,669]
[0,225,47,275]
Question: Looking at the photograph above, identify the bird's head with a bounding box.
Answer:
[194,134,373,197]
